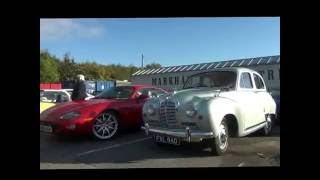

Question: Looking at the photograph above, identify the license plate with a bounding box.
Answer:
[40,124,53,133]
[155,135,180,145]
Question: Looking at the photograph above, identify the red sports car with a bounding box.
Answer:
[40,85,168,140]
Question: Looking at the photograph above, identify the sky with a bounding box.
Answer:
[40,17,280,67]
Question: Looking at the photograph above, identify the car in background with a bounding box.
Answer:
[40,89,71,113]
[40,85,168,140]
[40,89,95,114]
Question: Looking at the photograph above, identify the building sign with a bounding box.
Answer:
[257,69,280,80]
[152,76,188,86]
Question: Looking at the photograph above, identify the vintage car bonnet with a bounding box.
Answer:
[159,88,222,105]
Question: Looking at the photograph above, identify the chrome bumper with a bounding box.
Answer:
[142,123,215,142]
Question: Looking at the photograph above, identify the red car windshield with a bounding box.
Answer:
[94,86,134,100]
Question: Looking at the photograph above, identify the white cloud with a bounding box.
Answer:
[40,19,105,41]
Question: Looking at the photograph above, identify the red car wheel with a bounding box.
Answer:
[92,111,119,140]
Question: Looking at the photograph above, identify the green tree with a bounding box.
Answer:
[58,53,77,81]
[145,63,162,69]
[40,50,60,82]
[40,50,160,82]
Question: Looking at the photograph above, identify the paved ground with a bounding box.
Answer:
[40,125,280,169]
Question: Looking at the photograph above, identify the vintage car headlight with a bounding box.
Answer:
[185,109,197,117]
[60,111,81,120]
[184,103,197,117]
[147,104,156,116]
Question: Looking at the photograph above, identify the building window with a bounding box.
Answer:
[152,78,157,86]
[182,76,186,84]
[158,78,161,86]
[175,76,179,85]
[163,77,167,86]
[268,70,274,80]
[258,70,265,77]
[169,77,173,85]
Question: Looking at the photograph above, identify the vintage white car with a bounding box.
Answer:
[143,68,277,155]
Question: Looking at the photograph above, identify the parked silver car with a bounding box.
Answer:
[143,68,277,155]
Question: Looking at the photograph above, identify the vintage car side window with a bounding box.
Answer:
[253,73,265,89]
[240,72,253,89]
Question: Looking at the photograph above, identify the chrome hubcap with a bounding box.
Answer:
[264,115,272,133]
[93,113,118,139]
[218,123,228,150]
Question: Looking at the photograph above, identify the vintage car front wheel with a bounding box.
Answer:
[263,114,274,136]
[207,120,229,156]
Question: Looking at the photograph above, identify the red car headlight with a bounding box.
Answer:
[60,111,81,120]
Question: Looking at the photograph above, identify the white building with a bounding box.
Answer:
[116,80,132,86]
[131,55,280,95]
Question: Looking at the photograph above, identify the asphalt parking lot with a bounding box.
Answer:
[40,125,280,169]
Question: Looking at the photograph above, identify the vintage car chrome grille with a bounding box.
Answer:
[160,100,178,125]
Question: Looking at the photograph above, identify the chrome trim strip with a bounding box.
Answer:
[145,127,214,139]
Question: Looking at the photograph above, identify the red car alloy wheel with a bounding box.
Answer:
[92,112,119,139]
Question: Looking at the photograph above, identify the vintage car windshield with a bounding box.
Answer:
[94,86,134,100]
[183,71,237,90]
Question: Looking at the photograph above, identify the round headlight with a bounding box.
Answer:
[185,110,196,117]
[147,104,156,116]
[184,103,197,117]
[60,111,81,120]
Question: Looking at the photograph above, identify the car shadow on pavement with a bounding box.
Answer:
[41,132,218,164]
[71,140,216,164]
[246,125,280,137]
[40,126,280,165]
[41,128,143,143]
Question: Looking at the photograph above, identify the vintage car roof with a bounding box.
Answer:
[204,67,259,74]
[174,67,258,75]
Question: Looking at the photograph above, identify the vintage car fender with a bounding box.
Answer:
[265,94,277,115]
[205,96,243,137]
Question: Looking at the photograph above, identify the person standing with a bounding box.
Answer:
[71,74,87,101]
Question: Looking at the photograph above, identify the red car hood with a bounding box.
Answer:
[40,99,115,120]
